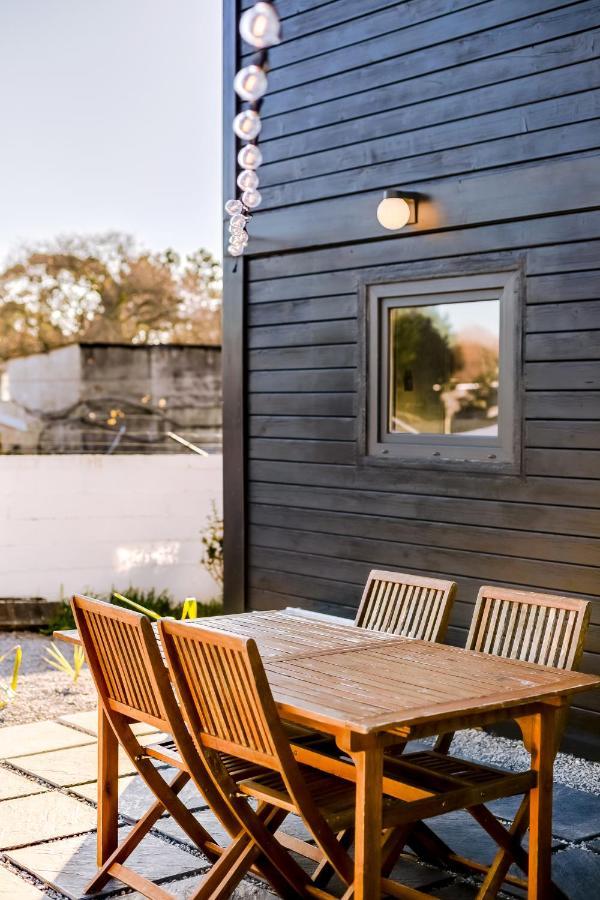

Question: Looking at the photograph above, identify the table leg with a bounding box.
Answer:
[528,706,555,900]
[97,704,119,866]
[351,743,383,900]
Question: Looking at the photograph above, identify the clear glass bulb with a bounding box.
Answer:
[231,229,249,246]
[229,213,248,229]
[233,109,261,141]
[239,2,280,49]
[225,198,243,216]
[238,144,263,170]
[242,189,262,210]
[237,169,259,191]
[229,221,245,235]
[234,65,268,102]
[228,243,244,257]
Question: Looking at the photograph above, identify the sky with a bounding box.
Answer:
[0,0,223,266]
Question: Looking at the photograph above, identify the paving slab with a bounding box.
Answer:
[0,791,96,849]
[490,783,600,841]
[0,866,54,900]
[59,709,159,738]
[551,847,600,900]
[0,721,94,759]
[0,766,46,801]
[154,806,231,848]
[10,742,135,787]
[8,826,206,900]
[72,771,207,821]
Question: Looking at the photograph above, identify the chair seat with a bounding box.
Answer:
[389,750,532,792]
[145,737,269,782]
[237,765,369,830]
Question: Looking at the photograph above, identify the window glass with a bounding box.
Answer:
[387,299,500,438]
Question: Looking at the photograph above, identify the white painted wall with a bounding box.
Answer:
[0,454,223,603]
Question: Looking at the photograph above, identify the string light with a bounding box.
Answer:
[225,2,280,258]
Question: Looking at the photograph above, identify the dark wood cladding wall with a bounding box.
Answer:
[224,0,600,754]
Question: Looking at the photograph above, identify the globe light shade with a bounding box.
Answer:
[233,109,262,141]
[225,198,243,216]
[376,191,412,230]
[238,144,263,170]
[242,188,262,210]
[229,213,248,230]
[229,243,244,257]
[234,65,268,102]
[237,169,259,191]
[239,2,281,49]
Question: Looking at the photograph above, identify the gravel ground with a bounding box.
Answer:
[0,630,96,726]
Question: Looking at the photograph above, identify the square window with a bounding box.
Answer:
[363,272,521,470]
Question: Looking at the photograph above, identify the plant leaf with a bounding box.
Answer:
[113,591,162,621]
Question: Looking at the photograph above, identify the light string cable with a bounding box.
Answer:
[225,2,281,256]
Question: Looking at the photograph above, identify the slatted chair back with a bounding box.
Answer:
[158,619,289,770]
[355,570,456,641]
[71,593,171,729]
[467,586,590,670]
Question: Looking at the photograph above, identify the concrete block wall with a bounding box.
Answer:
[0,454,222,610]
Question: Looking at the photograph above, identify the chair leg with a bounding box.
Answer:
[475,796,568,900]
[189,805,288,900]
[311,829,354,889]
[86,770,191,893]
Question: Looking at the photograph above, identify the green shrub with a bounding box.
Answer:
[43,586,223,635]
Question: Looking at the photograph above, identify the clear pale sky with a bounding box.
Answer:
[0,0,223,266]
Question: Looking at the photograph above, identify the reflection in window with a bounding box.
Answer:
[388,300,499,437]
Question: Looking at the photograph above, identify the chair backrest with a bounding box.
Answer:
[467,586,590,671]
[71,594,171,729]
[355,570,456,641]
[159,618,290,771]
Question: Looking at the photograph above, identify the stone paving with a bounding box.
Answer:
[0,711,598,899]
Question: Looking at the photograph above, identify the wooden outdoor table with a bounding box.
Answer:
[56,608,599,900]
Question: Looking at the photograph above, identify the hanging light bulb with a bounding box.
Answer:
[233,109,262,141]
[225,198,243,216]
[234,65,268,102]
[229,213,248,230]
[228,243,244,257]
[237,169,259,191]
[238,143,263,170]
[239,2,280,49]
[230,230,249,250]
[242,189,262,209]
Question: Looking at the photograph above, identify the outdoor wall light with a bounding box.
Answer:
[377,190,417,230]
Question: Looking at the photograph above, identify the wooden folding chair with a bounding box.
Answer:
[397,586,591,898]
[355,570,456,641]
[71,595,289,899]
[158,617,364,899]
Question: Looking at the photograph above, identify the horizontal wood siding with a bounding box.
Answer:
[225,0,600,753]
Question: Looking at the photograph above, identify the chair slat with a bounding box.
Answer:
[468,587,590,672]
[354,570,456,642]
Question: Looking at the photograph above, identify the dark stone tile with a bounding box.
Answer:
[551,848,600,900]
[422,810,559,868]
[490,784,600,842]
